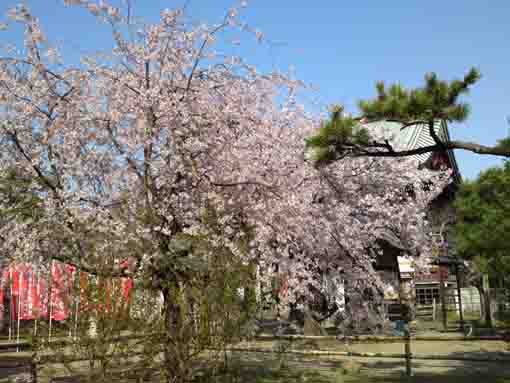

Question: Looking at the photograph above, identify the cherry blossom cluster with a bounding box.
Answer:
[0,1,451,317]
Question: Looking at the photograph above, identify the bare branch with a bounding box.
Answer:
[185,22,227,94]
[210,179,282,198]
[104,119,144,182]
[6,129,58,192]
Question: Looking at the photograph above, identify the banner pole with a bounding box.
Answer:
[48,259,54,342]
[34,266,40,337]
[73,266,80,340]
[16,268,22,353]
[8,267,12,341]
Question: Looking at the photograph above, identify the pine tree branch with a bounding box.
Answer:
[428,120,445,149]
[448,140,510,156]
[347,140,510,158]
[399,120,430,130]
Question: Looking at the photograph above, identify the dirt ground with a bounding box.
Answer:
[345,339,508,357]
[229,338,510,382]
[2,339,509,382]
[236,352,510,382]
[239,338,509,357]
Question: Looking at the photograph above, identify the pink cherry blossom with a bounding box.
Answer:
[0,1,450,324]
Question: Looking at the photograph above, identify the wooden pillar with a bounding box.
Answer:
[396,256,413,377]
[455,264,464,333]
[439,266,447,331]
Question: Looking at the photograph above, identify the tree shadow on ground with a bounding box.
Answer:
[354,356,510,383]
[195,365,333,383]
[3,347,510,383]
[218,349,510,383]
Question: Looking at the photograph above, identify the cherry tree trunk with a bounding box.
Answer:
[162,286,189,383]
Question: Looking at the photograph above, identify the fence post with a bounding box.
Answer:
[404,327,412,377]
[31,338,39,383]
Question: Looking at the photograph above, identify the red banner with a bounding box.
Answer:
[0,261,133,322]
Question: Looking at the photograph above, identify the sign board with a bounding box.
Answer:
[397,257,414,279]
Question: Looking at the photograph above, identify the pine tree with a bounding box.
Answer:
[455,161,510,281]
[306,68,510,163]
[454,161,510,326]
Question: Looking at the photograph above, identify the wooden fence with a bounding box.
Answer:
[2,332,510,382]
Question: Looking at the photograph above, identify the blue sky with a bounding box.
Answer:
[3,0,510,179]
